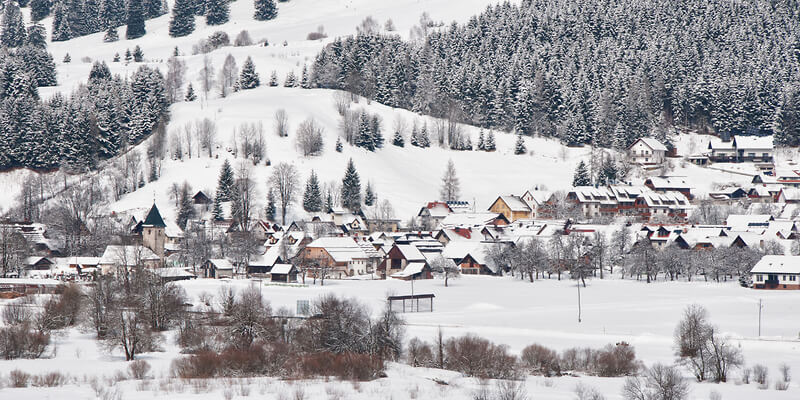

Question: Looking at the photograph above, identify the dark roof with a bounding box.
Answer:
[143,204,167,228]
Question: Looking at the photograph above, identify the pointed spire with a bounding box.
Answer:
[143,203,167,228]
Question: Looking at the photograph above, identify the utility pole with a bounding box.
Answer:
[577,278,582,323]
[758,298,763,337]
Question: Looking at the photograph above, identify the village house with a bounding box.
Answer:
[488,195,532,222]
[417,201,454,229]
[438,212,509,229]
[708,135,774,164]
[391,262,433,280]
[98,245,161,274]
[202,259,234,278]
[0,221,62,256]
[628,138,667,166]
[380,243,428,279]
[566,186,618,218]
[644,176,693,199]
[269,263,298,283]
[442,242,500,275]
[750,255,800,290]
[634,191,691,222]
[299,237,372,278]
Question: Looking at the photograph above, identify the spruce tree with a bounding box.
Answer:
[364,182,375,206]
[113,53,120,62]
[410,124,419,146]
[103,26,119,42]
[485,131,496,151]
[300,65,309,88]
[253,0,277,21]
[572,160,591,187]
[418,123,430,147]
[514,133,526,155]
[341,158,361,212]
[216,159,234,201]
[355,112,374,150]
[392,131,404,147]
[185,83,197,101]
[133,45,144,62]
[26,24,47,48]
[269,70,279,86]
[63,53,71,63]
[440,159,460,202]
[371,115,384,149]
[477,131,485,150]
[169,0,196,37]
[335,137,343,152]
[1,0,27,47]
[302,170,322,212]
[238,56,260,89]
[51,1,72,41]
[212,192,224,220]
[126,0,146,39]
[205,0,229,25]
[284,71,297,87]
[124,48,132,62]
[324,189,333,213]
[265,189,276,222]
[30,0,51,21]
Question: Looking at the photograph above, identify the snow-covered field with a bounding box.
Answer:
[2,277,799,399]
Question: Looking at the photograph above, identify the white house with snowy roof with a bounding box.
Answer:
[628,138,668,166]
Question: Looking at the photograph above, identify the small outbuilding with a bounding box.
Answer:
[270,263,298,283]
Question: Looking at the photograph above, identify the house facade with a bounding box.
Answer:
[750,255,800,290]
[628,138,667,166]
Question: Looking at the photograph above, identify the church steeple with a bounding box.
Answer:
[143,203,167,228]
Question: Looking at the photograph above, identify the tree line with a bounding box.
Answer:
[311,0,800,148]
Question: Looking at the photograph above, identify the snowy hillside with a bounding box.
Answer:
[0,0,767,220]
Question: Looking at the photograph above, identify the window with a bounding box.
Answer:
[756,274,763,281]
[791,275,797,282]
[783,275,787,281]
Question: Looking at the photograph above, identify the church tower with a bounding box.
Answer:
[141,203,167,259]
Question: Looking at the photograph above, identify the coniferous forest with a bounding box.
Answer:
[311,0,800,148]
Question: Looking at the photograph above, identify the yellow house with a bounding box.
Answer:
[488,195,532,222]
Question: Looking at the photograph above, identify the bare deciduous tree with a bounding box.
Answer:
[274,109,289,137]
[268,163,300,225]
[199,55,215,100]
[295,118,325,156]
[165,56,187,103]
[196,118,217,157]
[218,54,238,97]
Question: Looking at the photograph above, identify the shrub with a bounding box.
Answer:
[443,335,518,379]
[128,360,151,379]
[192,31,231,54]
[299,352,384,381]
[753,364,768,385]
[594,342,640,377]
[234,30,253,46]
[622,364,688,400]
[520,343,560,376]
[307,25,327,40]
[1,298,32,325]
[574,383,605,400]
[0,324,50,359]
[407,338,434,367]
[741,367,751,384]
[9,370,30,387]
[172,351,222,378]
[32,372,67,387]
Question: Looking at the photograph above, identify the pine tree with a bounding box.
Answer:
[392,131,404,147]
[341,158,361,212]
[51,1,72,41]
[103,26,119,42]
[302,170,322,212]
[205,0,229,25]
[265,189,276,222]
[26,24,47,48]
[185,83,197,101]
[485,131,496,151]
[253,0,277,20]
[212,191,224,220]
[238,57,260,89]
[514,133,527,155]
[572,160,591,187]
[324,189,333,213]
[335,137,343,152]
[300,65,309,88]
[410,123,419,146]
[355,112,374,150]
[126,0,146,39]
[30,0,51,21]
[124,48,132,62]
[113,53,120,62]
[63,53,71,63]
[439,159,460,202]
[169,0,196,37]
[133,45,144,62]
[476,130,485,150]
[1,0,27,47]
[364,182,375,206]
[284,71,297,87]
[371,115,384,149]
[99,0,126,29]
[418,123,430,147]
[269,70,279,86]
[216,159,234,201]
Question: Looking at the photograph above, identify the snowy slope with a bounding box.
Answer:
[0,0,759,220]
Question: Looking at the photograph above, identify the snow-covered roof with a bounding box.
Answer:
[637,191,690,208]
[391,262,427,278]
[270,264,295,274]
[495,195,531,212]
[395,244,426,261]
[306,237,367,262]
[645,176,693,190]
[780,188,800,201]
[153,267,196,279]
[99,245,160,266]
[522,190,551,206]
[206,259,234,270]
[631,138,668,151]
[419,202,452,218]
[726,214,773,229]
[439,212,505,228]
[734,136,773,150]
[751,255,800,274]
